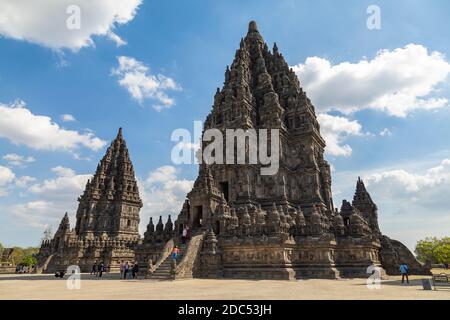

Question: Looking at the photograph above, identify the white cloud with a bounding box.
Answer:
[2,153,36,166]
[0,165,37,195]
[10,167,91,228]
[379,128,392,137]
[366,159,450,194]
[317,113,362,157]
[0,100,106,152]
[112,56,181,111]
[0,0,142,51]
[61,114,76,122]
[15,176,36,188]
[138,165,193,233]
[51,165,76,178]
[12,200,62,229]
[292,44,450,117]
[0,165,15,186]
[29,168,91,199]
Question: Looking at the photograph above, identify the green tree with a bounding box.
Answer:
[11,247,24,265]
[19,255,37,267]
[415,237,450,264]
[9,247,39,265]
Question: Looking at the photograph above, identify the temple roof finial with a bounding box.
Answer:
[117,127,123,139]
[248,20,258,33]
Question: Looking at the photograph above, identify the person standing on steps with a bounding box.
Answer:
[171,246,180,261]
[400,262,409,284]
[182,226,187,244]
[186,226,191,241]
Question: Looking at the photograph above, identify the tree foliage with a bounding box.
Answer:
[415,237,450,264]
[10,247,39,265]
[19,255,38,267]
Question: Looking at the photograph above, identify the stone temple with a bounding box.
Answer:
[37,21,429,279]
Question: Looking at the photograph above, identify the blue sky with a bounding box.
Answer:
[0,0,449,251]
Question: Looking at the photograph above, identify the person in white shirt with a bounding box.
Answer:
[182,227,187,244]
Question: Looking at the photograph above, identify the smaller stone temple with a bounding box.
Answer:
[0,248,16,274]
[36,128,144,272]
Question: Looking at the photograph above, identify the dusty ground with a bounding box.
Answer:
[1,272,450,300]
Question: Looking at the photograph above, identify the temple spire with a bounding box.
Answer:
[248,20,258,33]
[74,128,142,238]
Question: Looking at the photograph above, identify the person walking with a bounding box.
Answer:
[171,246,180,262]
[91,261,98,275]
[182,227,187,244]
[132,262,139,279]
[98,262,105,278]
[400,262,409,284]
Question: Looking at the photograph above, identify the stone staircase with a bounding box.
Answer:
[149,243,187,280]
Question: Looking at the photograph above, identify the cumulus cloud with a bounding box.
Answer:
[112,56,181,111]
[61,114,76,122]
[0,165,15,186]
[317,114,362,157]
[29,166,91,199]
[0,0,142,51]
[2,153,36,166]
[10,166,91,228]
[15,176,36,188]
[379,128,392,137]
[138,166,193,233]
[366,159,450,195]
[0,100,106,152]
[292,44,450,117]
[0,165,36,195]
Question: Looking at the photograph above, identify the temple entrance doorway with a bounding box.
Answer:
[219,181,229,202]
[193,205,203,228]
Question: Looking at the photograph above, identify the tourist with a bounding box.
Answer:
[171,246,179,261]
[400,262,409,284]
[91,261,98,275]
[124,261,130,279]
[132,262,139,279]
[186,226,190,241]
[182,226,187,244]
[98,262,105,277]
[119,260,125,279]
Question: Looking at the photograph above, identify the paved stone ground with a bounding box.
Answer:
[1,273,450,300]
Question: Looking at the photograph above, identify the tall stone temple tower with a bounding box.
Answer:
[37,129,143,272]
[75,128,142,240]
[37,22,429,279]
